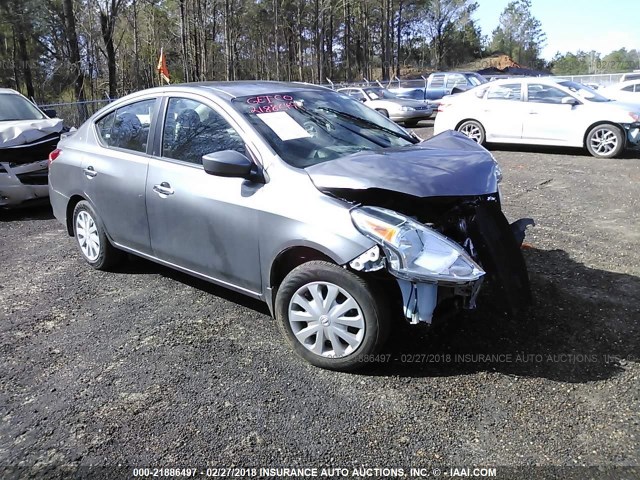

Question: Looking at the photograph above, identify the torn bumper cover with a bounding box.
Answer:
[0,160,49,207]
[349,207,485,324]
[0,118,63,207]
[624,122,640,148]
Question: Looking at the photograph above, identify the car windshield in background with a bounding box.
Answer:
[232,90,417,168]
[558,81,611,102]
[363,87,398,100]
[466,74,486,86]
[0,94,46,121]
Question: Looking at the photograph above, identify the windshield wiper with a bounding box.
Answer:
[317,107,418,144]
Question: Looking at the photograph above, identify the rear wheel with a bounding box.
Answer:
[586,123,624,158]
[275,261,389,371]
[456,120,486,145]
[72,200,122,270]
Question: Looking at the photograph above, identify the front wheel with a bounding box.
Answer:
[586,124,624,158]
[275,261,389,371]
[456,120,486,145]
[72,200,122,270]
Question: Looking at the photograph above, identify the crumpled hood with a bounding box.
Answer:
[0,118,64,148]
[305,130,500,198]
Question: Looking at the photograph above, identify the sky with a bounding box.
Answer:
[474,0,640,61]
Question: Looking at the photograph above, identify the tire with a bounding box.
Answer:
[456,120,486,145]
[586,123,624,158]
[72,200,122,270]
[404,120,419,128]
[376,108,389,118]
[275,261,390,371]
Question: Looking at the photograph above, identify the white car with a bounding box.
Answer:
[434,77,640,158]
[337,87,433,127]
[600,80,640,105]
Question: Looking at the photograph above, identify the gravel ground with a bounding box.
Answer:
[1,125,639,478]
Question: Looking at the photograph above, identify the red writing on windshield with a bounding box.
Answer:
[246,94,298,114]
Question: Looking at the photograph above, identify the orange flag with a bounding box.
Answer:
[157,48,170,84]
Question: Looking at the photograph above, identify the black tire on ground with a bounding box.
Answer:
[405,120,419,128]
[456,119,486,145]
[585,123,624,158]
[275,261,390,371]
[376,108,389,118]
[72,200,123,270]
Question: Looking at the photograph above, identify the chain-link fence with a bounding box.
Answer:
[37,99,116,128]
[554,73,626,87]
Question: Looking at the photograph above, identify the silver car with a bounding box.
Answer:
[1,88,63,207]
[337,86,433,127]
[49,81,531,371]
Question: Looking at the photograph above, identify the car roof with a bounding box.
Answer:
[136,81,328,100]
[0,88,20,95]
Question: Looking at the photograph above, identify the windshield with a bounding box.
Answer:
[466,74,487,86]
[558,81,611,102]
[0,93,46,121]
[363,87,398,100]
[233,90,416,168]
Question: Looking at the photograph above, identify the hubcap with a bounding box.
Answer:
[288,281,365,358]
[590,128,618,156]
[459,123,482,143]
[76,210,100,261]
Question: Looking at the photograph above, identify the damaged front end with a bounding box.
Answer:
[306,131,533,323]
[0,124,62,208]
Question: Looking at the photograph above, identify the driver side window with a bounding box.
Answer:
[162,98,246,165]
[527,84,569,104]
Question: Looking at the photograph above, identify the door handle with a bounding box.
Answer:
[528,111,539,115]
[83,166,97,178]
[153,182,174,196]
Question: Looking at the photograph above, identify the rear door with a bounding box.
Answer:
[145,95,263,293]
[480,82,526,141]
[84,97,159,253]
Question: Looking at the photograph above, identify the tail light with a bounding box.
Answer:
[437,103,450,113]
[48,148,61,165]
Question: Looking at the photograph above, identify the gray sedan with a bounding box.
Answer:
[337,86,433,126]
[49,81,531,371]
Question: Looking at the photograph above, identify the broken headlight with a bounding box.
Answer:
[351,206,485,283]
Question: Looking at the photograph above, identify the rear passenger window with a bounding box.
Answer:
[96,99,155,153]
[487,83,522,101]
[430,75,445,88]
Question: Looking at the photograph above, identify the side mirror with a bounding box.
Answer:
[202,150,253,178]
[561,97,579,105]
[43,109,57,118]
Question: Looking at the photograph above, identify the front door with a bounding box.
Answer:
[145,96,263,293]
[522,83,578,144]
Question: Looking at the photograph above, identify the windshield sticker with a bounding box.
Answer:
[246,94,298,114]
[256,111,311,141]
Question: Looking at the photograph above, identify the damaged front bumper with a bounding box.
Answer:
[0,160,50,207]
[349,241,485,326]
[624,122,640,148]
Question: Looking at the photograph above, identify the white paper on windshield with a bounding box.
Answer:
[256,112,311,141]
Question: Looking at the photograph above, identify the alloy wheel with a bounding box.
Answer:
[459,123,483,142]
[590,127,619,156]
